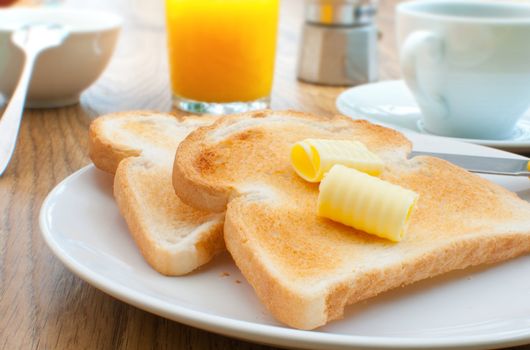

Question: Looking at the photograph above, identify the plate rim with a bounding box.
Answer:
[336,80,530,150]
[39,164,530,350]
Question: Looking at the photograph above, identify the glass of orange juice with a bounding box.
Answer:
[165,0,279,114]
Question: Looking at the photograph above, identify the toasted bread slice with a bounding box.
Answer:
[89,111,224,275]
[173,110,530,329]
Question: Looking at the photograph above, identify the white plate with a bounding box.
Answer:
[40,134,530,350]
[336,80,530,153]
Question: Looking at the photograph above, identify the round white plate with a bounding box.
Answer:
[40,134,530,350]
[336,80,530,153]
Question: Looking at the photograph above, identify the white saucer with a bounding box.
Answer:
[336,80,530,153]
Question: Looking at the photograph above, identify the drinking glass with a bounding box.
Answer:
[165,0,279,114]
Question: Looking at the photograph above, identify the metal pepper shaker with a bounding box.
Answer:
[297,0,378,86]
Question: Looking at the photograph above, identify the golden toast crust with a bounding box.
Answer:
[174,110,410,212]
[89,111,148,173]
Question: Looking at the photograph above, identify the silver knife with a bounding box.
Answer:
[410,151,530,176]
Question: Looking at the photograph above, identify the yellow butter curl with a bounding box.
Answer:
[318,165,418,242]
[290,139,383,183]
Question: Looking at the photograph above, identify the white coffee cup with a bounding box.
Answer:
[396,0,530,140]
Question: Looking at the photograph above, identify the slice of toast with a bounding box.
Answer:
[173,110,530,329]
[89,111,224,275]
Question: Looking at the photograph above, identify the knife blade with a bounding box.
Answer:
[410,151,530,176]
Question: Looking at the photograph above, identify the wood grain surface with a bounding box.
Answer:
[1,0,529,349]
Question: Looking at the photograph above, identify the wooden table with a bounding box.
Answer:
[1,0,529,349]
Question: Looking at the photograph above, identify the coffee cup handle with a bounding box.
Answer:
[400,31,448,119]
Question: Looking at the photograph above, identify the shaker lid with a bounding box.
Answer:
[305,0,378,26]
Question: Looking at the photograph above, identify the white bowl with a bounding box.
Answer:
[0,8,122,108]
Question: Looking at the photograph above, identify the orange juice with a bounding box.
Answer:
[166,0,279,104]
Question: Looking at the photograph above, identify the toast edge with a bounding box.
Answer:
[224,203,327,330]
[226,197,530,329]
[172,109,412,213]
[173,140,230,213]
[88,112,151,174]
[114,158,225,275]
